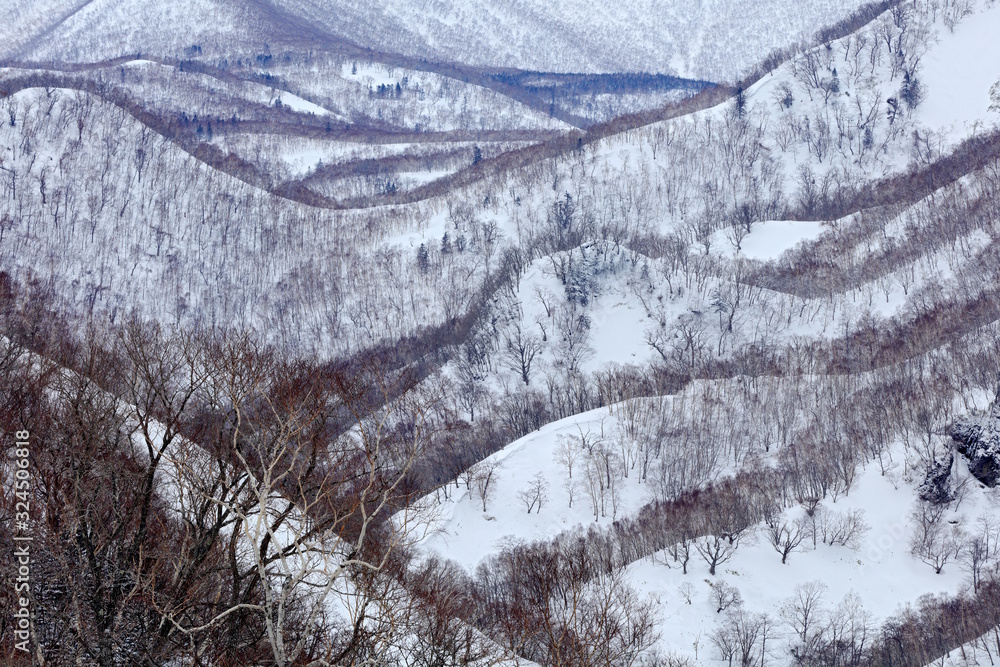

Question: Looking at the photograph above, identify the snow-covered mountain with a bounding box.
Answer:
[263,0,874,80]
[2,0,1000,664]
[3,0,876,80]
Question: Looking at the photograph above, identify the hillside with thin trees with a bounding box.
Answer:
[2,0,1000,665]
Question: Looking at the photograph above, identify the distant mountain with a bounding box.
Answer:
[269,0,878,79]
[0,0,267,62]
[3,0,874,80]
[4,1,1000,664]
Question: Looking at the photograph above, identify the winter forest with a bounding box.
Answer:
[2,0,1000,664]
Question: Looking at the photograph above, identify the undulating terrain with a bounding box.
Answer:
[2,0,1000,665]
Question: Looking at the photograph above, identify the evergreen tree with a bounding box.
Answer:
[734,86,747,118]
[417,243,430,273]
[900,71,923,110]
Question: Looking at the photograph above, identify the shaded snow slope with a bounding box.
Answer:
[271,0,871,80]
[1,0,262,62]
[3,0,870,82]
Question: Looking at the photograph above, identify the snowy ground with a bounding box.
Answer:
[920,1,1000,142]
[631,458,994,664]
[714,220,829,261]
[415,404,999,662]
[419,406,650,569]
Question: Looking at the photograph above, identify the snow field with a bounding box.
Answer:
[415,397,999,663]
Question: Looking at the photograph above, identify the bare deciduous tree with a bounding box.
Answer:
[472,459,503,513]
[517,473,550,514]
[766,512,809,564]
[502,318,543,385]
[708,580,743,614]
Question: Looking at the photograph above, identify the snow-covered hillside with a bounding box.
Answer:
[921,0,1000,140]
[0,0,263,62]
[413,393,1000,663]
[2,0,1000,664]
[2,0,873,82]
[270,0,873,81]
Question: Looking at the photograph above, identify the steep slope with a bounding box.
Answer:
[4,0,876,81]
[920,4,1000,141]
[0,0,89,59]
[3,0,1000,663]
[266,0,874,80]
[2,0,267,62]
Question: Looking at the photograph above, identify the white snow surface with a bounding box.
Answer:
[416,403,998,663]
[920,2,1000,139]
[419,406,651,570]
[716,220,830,261]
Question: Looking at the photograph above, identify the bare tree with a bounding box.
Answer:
[694,535,739,576]
[405,556,498,666]
[164,337,442,667]
[708,580,744,614]
[554,433,581,479]
[711,607,772,667]
[781,581,827,646]
[766,512,809,564]
[475,535,661,666]
[502,318,543,385]
[962,514,1000,593]
[725,223,751,254]
[472,459,503,513]
[517,473,550,514]
[454,355,486,422]
[563,477,581,509]
[817,508,870,549]
[554,305,594,374]
[910,503,963,574]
